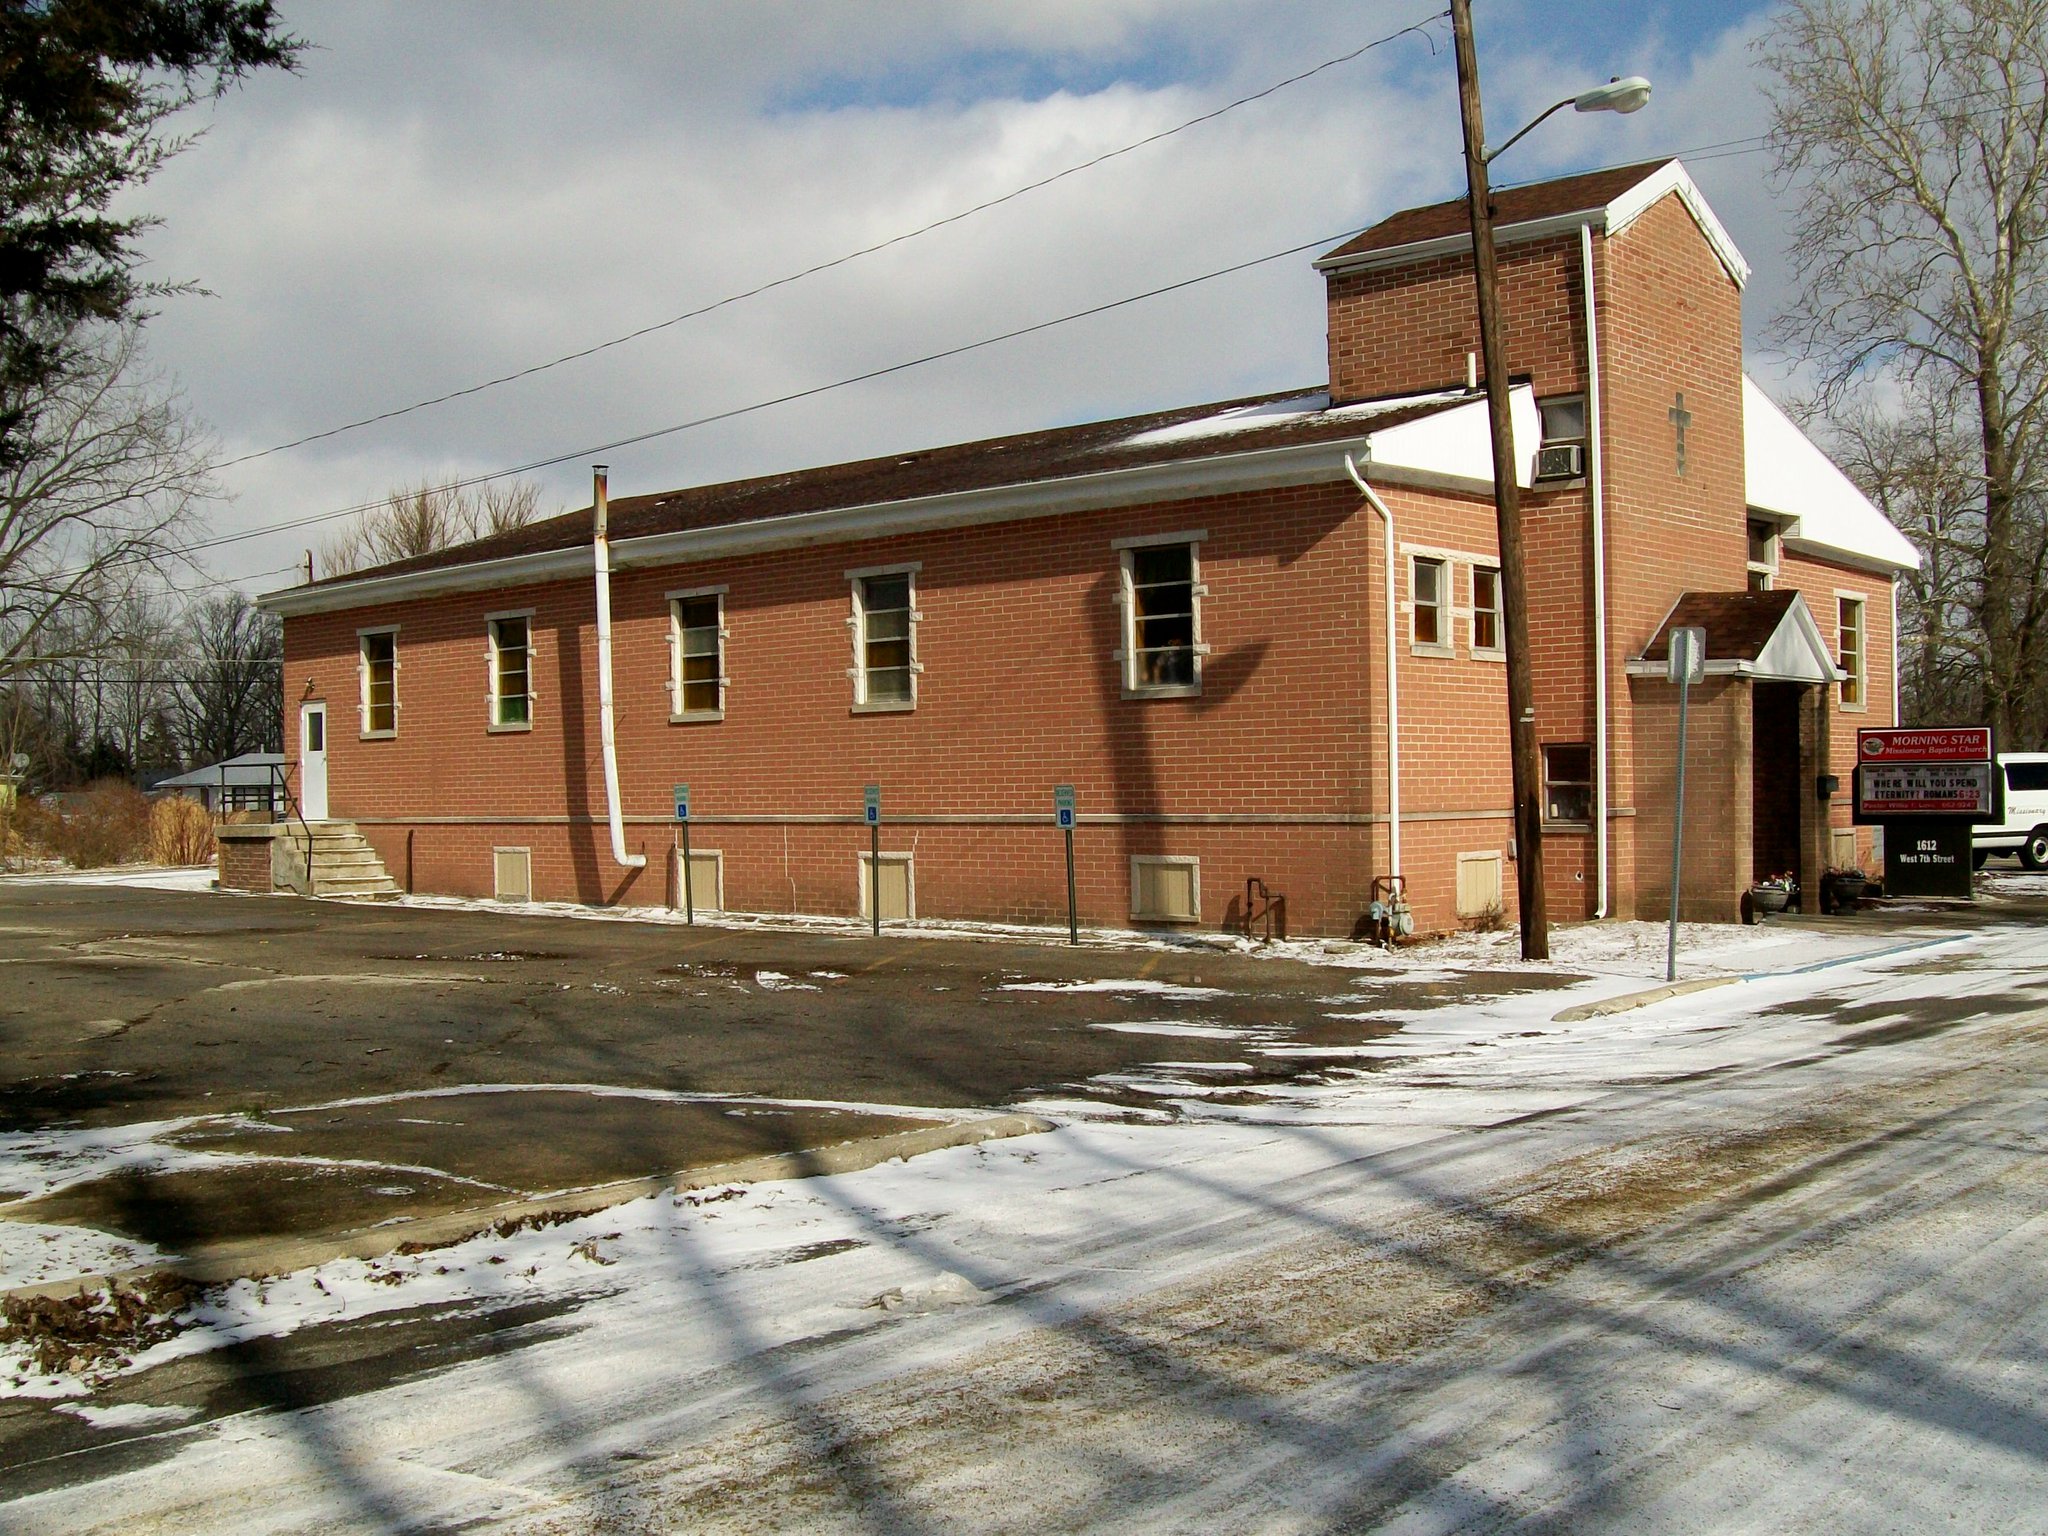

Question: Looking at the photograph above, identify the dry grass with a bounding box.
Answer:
[149,795,216,866]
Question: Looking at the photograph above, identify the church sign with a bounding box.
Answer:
[1852,725,1996,900]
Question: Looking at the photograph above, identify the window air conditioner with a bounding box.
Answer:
[1535,442,1584,480]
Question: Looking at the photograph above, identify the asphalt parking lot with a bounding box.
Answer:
[0,882,1567,1272]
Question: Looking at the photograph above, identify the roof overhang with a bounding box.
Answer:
[261,435,1388,618]
[1626,590,1842,684]
[1315,161,1750,289]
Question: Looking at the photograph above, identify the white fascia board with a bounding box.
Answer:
[258,435,1387,618]
[1603,161,1750,288]
[1744,376,1919,572]
[1364,387,1539,490]
[1313,209,1602,277]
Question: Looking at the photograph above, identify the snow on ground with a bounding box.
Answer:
[0,865,215,892]
[6,915,2044,1531]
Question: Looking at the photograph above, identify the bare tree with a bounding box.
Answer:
[173,592,282,765]
[319,479,547,577]
[1760,0,2048,745]
[0,321,215,674]
[1825,386,1994,724]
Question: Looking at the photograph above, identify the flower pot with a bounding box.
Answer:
[1826,873,1868,912]
[1749,885,1791,915]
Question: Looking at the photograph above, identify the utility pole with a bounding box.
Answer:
[1450,0,1548,960]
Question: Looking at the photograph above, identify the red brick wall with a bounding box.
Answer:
[1780,551,1897,872]
[216,832,274,893]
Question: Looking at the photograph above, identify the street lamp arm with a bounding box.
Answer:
[1484,97,1575,164]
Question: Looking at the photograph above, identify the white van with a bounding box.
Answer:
[1975,753,2048,869]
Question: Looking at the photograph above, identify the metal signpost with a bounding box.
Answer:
[864,784,882,937]
[1666,626,1704,982]
[1055,785,1078,945]
[673,783,693,924]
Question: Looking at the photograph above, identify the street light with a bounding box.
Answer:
[1448,0,1649,961]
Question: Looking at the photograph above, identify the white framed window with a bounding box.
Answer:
[358,625,398,737]
[1410,556,1448,651]
[1130,855,1200,923]
[1543,743,1594,826]
[486,611,533,730]
[1838,595,1867,709]
[857,851,915,919]
[847,564,921,711]
[668,586,728,722]
[1115,532,1206,698]
[1471,564,1503,657]
[1747,517,1779,592]
[493,847,532,903]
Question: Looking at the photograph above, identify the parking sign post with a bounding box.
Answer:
[864,784,881,937]
[1055,785,1077,945]
[673,784,692,925]
[1666,627,1704,982]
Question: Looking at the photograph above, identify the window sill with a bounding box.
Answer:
[851,699,916,715]
[1840,700,1868,713]
[487,720,533,734]
[1542,821,1593,834]
[1123,683,1202,702]
[1409,643,1455,660]
[669,710,725,725]
[359,730,396,741]
[1470,647,1506,664]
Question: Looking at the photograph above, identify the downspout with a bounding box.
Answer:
[592,465,646,871]
[1581,222,1610,918]
[1344,453,1400,882]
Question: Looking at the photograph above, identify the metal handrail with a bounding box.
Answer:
[268,760,315,890]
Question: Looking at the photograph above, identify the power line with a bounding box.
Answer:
[175,229,1354,562]
[213,11,1451,471]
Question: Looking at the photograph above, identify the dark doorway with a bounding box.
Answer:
[1752,682,1804,886]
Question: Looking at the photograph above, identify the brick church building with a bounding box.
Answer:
[250,159,1917,935]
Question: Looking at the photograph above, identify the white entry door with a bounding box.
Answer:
[299,702,328,821]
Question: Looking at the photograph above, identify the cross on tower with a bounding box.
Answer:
[1668,391,1692,478]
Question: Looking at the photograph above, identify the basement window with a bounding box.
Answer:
[359,627,397,737]
[1130,855,1201,924]
[1543,743,1593,826]
[1116,534,1205,698]
[669,588,728,722]
[849,566,920,711]
[487,613,532,729]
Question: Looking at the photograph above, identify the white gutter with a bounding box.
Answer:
[1345,454,1400,882]
[592,466,645,872]
[1890,577,1900,722]
[1582,222,1609,918]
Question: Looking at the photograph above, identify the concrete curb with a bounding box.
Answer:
[1552,975,1740,1023]
[2,1111,1054,1303]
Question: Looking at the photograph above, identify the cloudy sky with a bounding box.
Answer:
[126,0,1797,593]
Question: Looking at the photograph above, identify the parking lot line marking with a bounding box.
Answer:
[859,954,896,974]
[1139,955,1162,978]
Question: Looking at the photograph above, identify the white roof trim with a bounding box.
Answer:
[1315,160,1750,290]
[1743,376,1920,573]
[1603,161,1750,288]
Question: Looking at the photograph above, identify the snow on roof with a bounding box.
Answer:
[1744,378,1921,573]
[1116,388,1470,449]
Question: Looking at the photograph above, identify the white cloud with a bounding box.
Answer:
[122,1,1796,590]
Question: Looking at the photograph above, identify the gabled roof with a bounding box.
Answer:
[1629,590,1841,684]
[1315,158,1750,288]
[1744,377,1920,573]
[264,383,1534,616]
